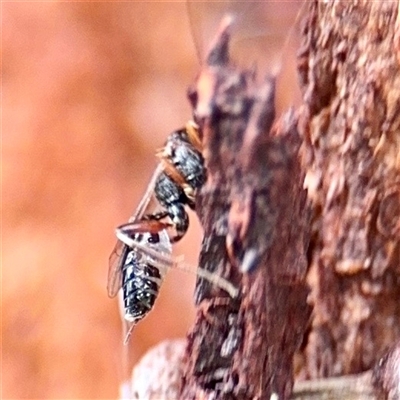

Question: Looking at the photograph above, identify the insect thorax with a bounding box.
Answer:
[164,130,206,189]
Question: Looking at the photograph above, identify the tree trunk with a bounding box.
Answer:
[297,0,400,382]
[130,1,400,399]
[180,15,311,400]
[180,1,400,399]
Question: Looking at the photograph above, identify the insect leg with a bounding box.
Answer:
[142,211,169,221]
[185,120,202,152]
[151,256,239,299]
[116,231,238,299]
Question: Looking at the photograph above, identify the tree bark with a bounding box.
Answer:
[180,16,311,400]
[298,0,400,383]
[178,1,400,399]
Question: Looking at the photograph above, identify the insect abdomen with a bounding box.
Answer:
[122,251,163,323]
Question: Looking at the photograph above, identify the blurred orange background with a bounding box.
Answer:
[2,2,301,399]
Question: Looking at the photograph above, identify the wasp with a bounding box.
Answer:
[108,121,237,343]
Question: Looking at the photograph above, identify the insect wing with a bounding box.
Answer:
[107,241,129,298]
[187,0,307,116]
[107,164,164,298]
[129,164,164,223]
[187,0,305,74]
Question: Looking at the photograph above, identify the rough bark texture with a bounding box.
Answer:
[297,0,400,383]
[178,1,400,399]
[373,339,400,400]
[180,18,312,400]
[129,339,394,399]
[129,1,400,399]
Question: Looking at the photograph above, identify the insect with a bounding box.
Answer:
[108,121,237,343]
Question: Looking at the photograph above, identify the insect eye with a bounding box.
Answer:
[148,233,160,244]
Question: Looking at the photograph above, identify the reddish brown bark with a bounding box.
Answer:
[178,1,400,399]
[180,17,312,400]
[298,0,400,384]
[129,1,400,399]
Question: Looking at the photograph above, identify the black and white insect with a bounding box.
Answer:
[108,121,237,343]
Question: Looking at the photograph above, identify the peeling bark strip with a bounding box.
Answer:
[298,0,400,381]
[180,18,311,400]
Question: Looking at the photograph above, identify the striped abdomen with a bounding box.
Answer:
[121,249,164,323]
